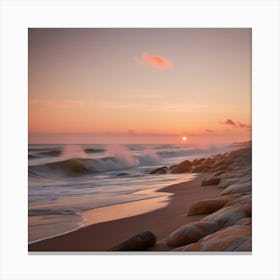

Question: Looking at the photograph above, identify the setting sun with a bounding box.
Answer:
[182,136,187,142]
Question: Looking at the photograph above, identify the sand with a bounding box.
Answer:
[29,175,222,251]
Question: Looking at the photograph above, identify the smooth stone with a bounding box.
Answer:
[211,170,226,177]
[191,165,211,173]
[235,217,252,225]
[149,166,168,174]
[184,225,251,251]
[201,158,215,166]
[110,231,156,251]
[192,158,205,166]
[224,194,251,207]
[167,221,220,248]
[221,181,251,195]
[201,204,251,228]
[218,178,240,189]
[201,177,221,186]
[170,160,192,173]
[188,196,235,216]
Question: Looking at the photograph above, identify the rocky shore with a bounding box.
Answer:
[111,146,252,252]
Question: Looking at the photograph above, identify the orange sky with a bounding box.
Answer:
[28,28,251,145]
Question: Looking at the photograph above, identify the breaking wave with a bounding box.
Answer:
[29,152,160,178]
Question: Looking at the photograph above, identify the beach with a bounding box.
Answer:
[29,144,251,252]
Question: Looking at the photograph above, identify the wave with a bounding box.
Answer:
[29,209,79,216]
[29,153,159,178]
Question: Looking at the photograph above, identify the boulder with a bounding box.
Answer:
[239,175,251,184]
[188,196,235,216]
[166,221,220,248]
[211,170,226,177]
[235,217,251,226]
[184,225,251,251]
[170,160,192,173]
[201,158,215,166]
[201,204,251,228]
[224,194,251,207]
[191,165,211,173]
[110,231,156,251]
[201,177,221,186]
[221,181,251,195]
[192,158,204,166]
[218,178,240,189]
[219,170,250,180]
[149,166,168,174]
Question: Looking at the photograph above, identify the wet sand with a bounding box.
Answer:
[29,174,222,251]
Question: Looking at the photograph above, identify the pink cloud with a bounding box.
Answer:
[220,119,236,127]
[220,119,251,129]
[135,52,173,70]
[237,121,251,129]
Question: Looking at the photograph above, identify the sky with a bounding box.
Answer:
[28,28,251,145]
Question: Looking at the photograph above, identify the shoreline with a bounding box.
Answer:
[28,176,193,245]
[29,174,222,251]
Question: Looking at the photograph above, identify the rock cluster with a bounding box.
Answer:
[167,146,252,251]
[111,146,252,252]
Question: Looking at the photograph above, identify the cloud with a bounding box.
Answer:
[237,121,251,129]
[220,119,251,129]
[220,119,236,127]
[205,129,215,133]
[135,52,173,69]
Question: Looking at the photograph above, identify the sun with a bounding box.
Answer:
[182,136,187,142]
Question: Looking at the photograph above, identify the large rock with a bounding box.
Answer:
[149,166,168,174]
[218,178,240,189]
[235,217,251,226]
[110,231,156,251]
[188,196,235,216]
[221,181,251,195]
[201,158,215,166]
[166,222,220,248]
[219,170,250,180]
[211,170,226,177]
[184,225,251,251]
[192,165,211,173]
[224,194,251,207]
[170,160,192,173]
[201,177,221,186]
[239,174,251,183]
[192,158,205,166]
[201,204,251,228]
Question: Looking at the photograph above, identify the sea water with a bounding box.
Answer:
[28,143,231,243]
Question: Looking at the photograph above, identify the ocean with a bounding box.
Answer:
[28,143,231,243]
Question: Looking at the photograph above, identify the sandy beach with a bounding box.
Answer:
[29,175,221,251]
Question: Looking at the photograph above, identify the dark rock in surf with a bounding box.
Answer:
[192,158,204,166]
[149,166,168,174]
[110,231,157,251]
[170,160,192,173]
